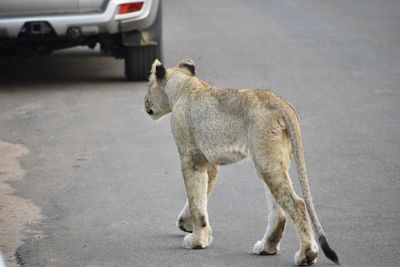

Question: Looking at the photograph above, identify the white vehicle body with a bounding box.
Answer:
[0,0,159,37]
[0,0,163,80]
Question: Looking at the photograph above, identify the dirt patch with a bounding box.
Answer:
[0,103,41,121]
[0,141,42,267]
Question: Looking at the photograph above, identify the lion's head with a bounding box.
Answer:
[144,59,196,120]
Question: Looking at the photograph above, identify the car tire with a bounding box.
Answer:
[124,1,163,81]
[124,44,162,81]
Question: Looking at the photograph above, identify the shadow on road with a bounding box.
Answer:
[160,233,185,240]
[0,48,129,88]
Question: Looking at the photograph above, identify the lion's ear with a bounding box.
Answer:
[151,59,166,80]
[155,64,166,80]
[151,59,161,73]
[177,59,195,76]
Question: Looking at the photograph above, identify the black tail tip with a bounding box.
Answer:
[319,235,340,265]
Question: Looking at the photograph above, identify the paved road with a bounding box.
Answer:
[1,0,399,266]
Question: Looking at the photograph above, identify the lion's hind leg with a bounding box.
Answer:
[253,187,286,255]
[257,168,318,266]
[250,127,318,265]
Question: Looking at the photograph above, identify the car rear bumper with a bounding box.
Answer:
[0,0,159,38]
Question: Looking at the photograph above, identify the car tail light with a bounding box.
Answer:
[118,2,144,14]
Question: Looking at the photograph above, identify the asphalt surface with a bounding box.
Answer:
[1,0,400,266]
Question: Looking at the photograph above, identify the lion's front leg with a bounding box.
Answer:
[180,153,213,249]
[176,199,192,233]
[177,164,219,233]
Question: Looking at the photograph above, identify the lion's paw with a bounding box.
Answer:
[183,233,213,249]
[294,249,318,266]
[176,216,193,233]
[253,240,278,255]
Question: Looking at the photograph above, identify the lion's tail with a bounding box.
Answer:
[282,110,340,265]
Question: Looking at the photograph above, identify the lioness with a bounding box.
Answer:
[144,59,339,266]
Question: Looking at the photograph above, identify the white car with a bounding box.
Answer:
[0,0,163,80]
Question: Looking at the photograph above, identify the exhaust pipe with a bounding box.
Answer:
[66,27,81,40]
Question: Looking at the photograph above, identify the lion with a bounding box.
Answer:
[144,59,339,266]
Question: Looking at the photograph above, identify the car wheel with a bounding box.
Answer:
[124,44,162,81]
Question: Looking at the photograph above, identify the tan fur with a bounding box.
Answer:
[145,59,334,265]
